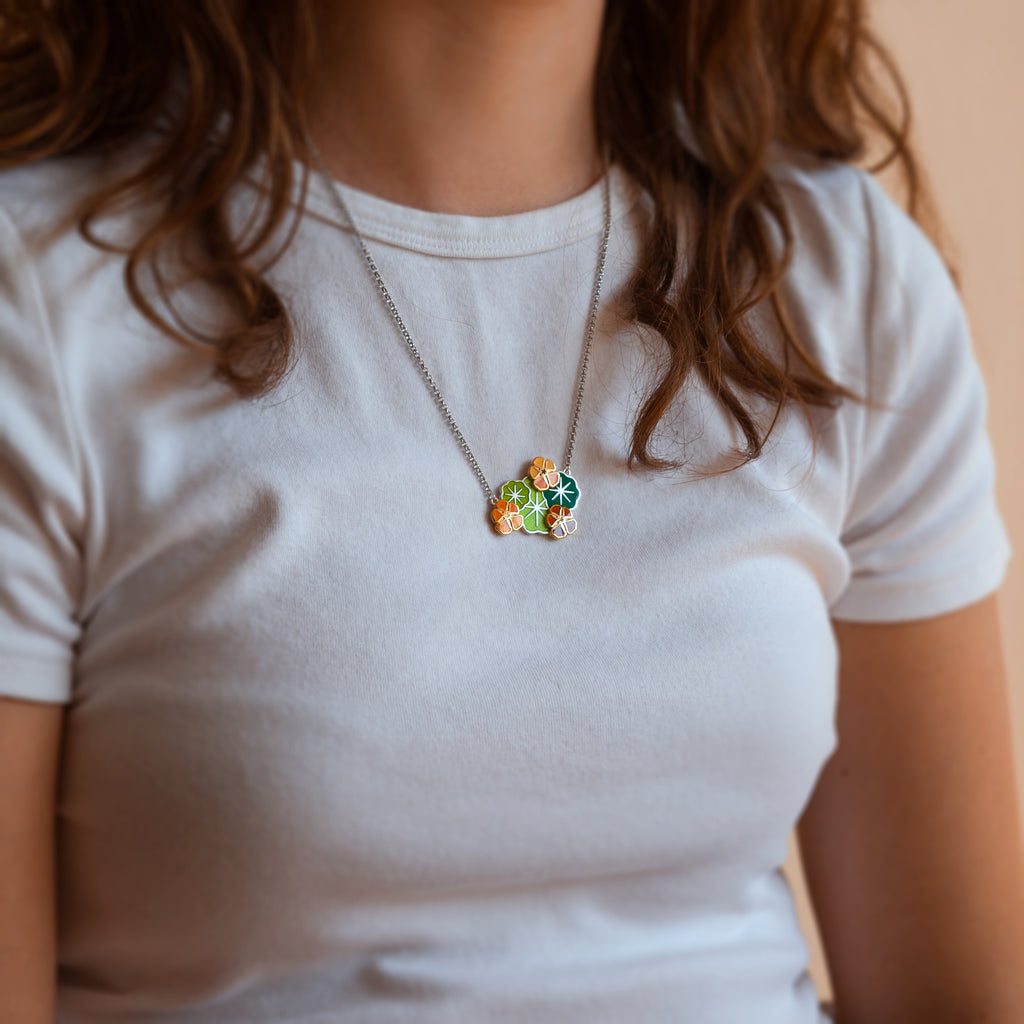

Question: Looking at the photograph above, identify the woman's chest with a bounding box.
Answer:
[61,248,851,948]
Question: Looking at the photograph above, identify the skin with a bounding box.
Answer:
[0,697,62,1024]
[801,596,1024,1022]
[306,3,1024,1019]
[305,0,607,214]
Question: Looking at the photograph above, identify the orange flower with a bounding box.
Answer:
[546,504,577,539]
[528,456,560,491]
[492,499,524,535]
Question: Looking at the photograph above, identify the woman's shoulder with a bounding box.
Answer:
[768,151,951,300]
[0,153,105,239]
[0,149,160,284]
[763,155,1009,623]
[759,152,960,393]
[0,151,160,343]
[0,152,190,431]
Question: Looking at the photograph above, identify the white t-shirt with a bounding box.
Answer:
[0,151,1010,1023]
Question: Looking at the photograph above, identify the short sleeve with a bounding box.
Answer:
[0,206,83,702]
[828,174,1011,622]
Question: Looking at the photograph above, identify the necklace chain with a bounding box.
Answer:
[305,137,613,506]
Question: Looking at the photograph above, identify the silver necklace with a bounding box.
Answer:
[306,138,612,538]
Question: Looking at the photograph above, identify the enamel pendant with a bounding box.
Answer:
[491,456,579,538]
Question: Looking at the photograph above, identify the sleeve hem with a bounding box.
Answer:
[829,543,1011,624]
[0,654,73,704]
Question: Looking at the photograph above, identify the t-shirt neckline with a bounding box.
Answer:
[299,162,641,259]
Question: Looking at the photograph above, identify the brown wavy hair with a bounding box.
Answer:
[0,0,937,470]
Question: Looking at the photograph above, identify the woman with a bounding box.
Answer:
[1,1,1022,1021]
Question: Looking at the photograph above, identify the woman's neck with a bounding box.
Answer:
[305,0,606,215]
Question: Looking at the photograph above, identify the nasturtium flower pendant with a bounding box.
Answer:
[528,456,560,491]
[546,504,578,539]
[491,499,524,535]
[495,458,580,538]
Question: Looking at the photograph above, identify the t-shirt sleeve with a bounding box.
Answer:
[0,206,82,702]
[828,173,1012,622]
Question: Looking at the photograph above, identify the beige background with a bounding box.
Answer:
[784,0,1024,999]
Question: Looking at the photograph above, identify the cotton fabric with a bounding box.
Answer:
[0,152,1010,1022]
